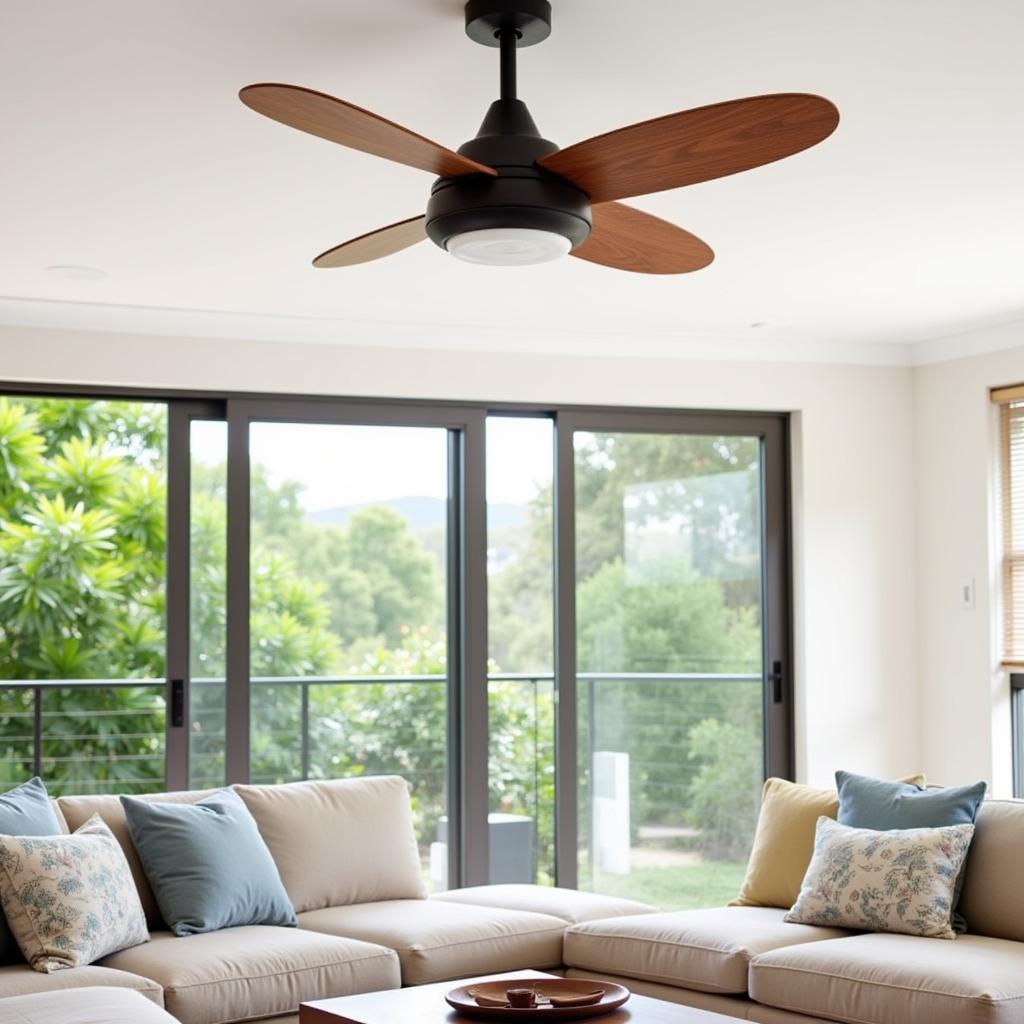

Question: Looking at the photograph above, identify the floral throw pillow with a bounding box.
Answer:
[0,813,149,971]
[785,816,975,940]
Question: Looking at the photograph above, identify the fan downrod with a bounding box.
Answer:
[465,0,552,48]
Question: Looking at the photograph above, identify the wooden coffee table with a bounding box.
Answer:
[301,970,740,1024]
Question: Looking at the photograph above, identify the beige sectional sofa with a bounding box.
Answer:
[562,799,1024,1024]
[3,779,1024,1024]
[0,777,651,1024]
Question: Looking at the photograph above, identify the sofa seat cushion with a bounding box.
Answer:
[0,987,175,1024]
[0,964,162,1004]
[749,932,1024,1024]
[298,900,567,985]
[432,885,656,924]
[99,927,400,1024]
[566,969,753,1017]
[564,907,850,995]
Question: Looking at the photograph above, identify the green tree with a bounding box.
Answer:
[336,507,441,644]
[685,716,762,859]
[0,398,168,791]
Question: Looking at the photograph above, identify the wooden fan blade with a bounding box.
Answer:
[240,83,496,179]
[539,93,838,204]
[313,216,427,268]
[571,203,714,274]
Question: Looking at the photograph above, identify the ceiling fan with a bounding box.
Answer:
[240,0,839,273]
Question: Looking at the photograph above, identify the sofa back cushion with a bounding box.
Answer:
[958,798,1024,940]
[56,789,215,927]
[233,775,427,912]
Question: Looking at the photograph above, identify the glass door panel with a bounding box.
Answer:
[247,421,450,888]
[574,431,765,908]
[188,419,227,788]
[486,416,555,885]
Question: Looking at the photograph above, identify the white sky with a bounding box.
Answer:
[190,416,552,512]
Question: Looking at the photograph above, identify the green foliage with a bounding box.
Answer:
[488,492,554,674]
[0,399,45,500]
[0,402,164,681]
[577,559,759,674]
[686,715,761,860]
[0,398,168,792]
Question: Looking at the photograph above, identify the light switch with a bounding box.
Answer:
[960,578,975,609]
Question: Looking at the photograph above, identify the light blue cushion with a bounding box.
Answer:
[121,788,297,936]
[0,777,63,963]
[835,770,986,932]
[835,771,986,829]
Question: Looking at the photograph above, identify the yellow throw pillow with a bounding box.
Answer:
[730,774,926,910]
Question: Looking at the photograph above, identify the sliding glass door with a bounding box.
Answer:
[0,384,790,900]
[221,401,488,891]
[554,412,790,907]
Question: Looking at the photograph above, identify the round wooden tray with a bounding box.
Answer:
[445,980,630,1021]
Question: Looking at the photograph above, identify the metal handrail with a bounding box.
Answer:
[0,670,760,690]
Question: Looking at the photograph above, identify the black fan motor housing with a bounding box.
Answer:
[425,99,592,252]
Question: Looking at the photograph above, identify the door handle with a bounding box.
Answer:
[767,661,784,704]
[170,679,185,728]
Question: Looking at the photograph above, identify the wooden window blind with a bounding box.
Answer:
[994,385,1024,666]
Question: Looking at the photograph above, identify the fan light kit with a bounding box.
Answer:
[240,0,839,274]
[447,227,572,266]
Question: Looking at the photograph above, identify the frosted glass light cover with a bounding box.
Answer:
[446,228,571,266]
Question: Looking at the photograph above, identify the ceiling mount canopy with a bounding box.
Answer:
[239,0,839,273]
[464,0,552,49]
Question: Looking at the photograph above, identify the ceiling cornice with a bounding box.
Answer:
[0,295,915,367]
[1,296,1020,369]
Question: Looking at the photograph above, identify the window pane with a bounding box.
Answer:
[574,431,764,908]
[189,419,227,788]
[487,416,555,885]
[0,396,167,794]
[248,422,449,889]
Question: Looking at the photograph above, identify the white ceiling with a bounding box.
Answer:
[2,0,1023,364]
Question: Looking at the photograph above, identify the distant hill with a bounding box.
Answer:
[307,495,527,532]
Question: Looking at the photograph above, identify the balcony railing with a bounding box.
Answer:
[0,670,762,904]
[0,670,759,788]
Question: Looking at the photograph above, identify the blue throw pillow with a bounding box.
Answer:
[121,788,297,936]
[835,771,986,829]
[0,778,63,963]
[835,770,986,931]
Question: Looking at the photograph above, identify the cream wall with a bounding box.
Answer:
[0,323,920,786]
[914,323,1024,795]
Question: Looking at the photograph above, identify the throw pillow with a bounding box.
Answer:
[835,771,986,829]
[122,788,297,936]
[730,774,926,910]
[835,770,986,931]
[0,778,64,965]
[785,816,975,939]
[0,813,149,971]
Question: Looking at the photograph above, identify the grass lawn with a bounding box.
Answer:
[589,860,747,911]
